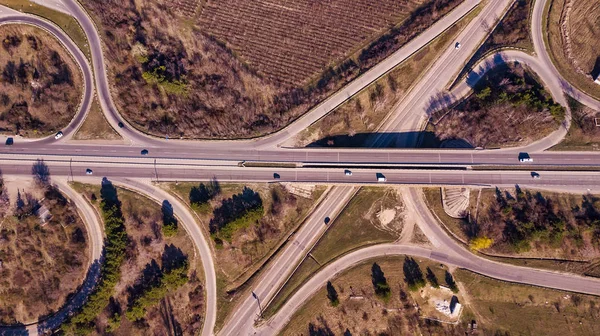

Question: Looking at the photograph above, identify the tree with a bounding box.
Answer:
[31,159,50,186]
[371,263,391,299]
[425,267,439,288]
[161,200,178,237]
[445,271,458,293]
[403,257,426,291]
[326,281,339,307]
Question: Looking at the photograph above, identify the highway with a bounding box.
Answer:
[1,0,600,334]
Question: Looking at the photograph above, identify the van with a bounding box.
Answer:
[376,173,386,182]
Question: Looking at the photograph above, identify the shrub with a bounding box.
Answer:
[469,236,493,251]
[403,257,426,291]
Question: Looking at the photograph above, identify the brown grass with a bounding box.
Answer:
[0,24,82,137]
[0,183,89,325]
[546,0,600,100]
[81,0,461,139]
[552,96,600,151]
[70,183,204,335]
[72,98,122,140]
[281,257,467,335]
[294,7,478,147]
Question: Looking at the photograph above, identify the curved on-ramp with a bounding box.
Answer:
[0,13,93,145]
[0,180,103,335]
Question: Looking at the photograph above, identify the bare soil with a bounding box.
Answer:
[0,24,82,137]
[81,0,461,139]
[72,183,204,336]
[0,179,89,325]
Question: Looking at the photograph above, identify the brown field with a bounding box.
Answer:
[72,98,122,140]
[0,179,89,325]
[0,24,82,137]
[198,0,424,85]
[162,182,325,329]
[552,96,600,151]
[82,0,461,139]
[546,0,600,100]
[71,183,204,335]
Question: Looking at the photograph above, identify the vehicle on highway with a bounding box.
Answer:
[141,149,149,155]
[455,42,461,49]
[54,131,63,140]
[519,152,533,162]
[324,217,331,225]
[5,138,13,145]
[376,173,386,182]
[118,122,124,128]
[344,170,352,176]
[86,169,93,175]
[531,172,540,179]
[273,173,281,179]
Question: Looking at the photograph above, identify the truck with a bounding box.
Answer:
[376,173,386,182]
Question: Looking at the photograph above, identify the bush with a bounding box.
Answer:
[371,263,391,300]
[469,236,493,251]
[326,281,339,307]
[403,257,426,291]
[445,271,458,293]
[209,187,263,241]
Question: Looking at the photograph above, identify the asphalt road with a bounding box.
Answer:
[217,187,356,336]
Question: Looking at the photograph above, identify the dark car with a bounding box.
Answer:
[5,138,13,145]
[273,173,280,179]
[324,217,331,225]
[141,149,149,155]
[118,122,124,128]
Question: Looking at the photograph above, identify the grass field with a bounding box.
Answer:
[0,0,90,58]
[281,256,466,335]
[422,187,470,242]
[280,255,600,336]
[70,182,205,335]
[73,98,122,140]
[294,6,479,147]
[552,96,600,151]
[0,24,83,138]
[264,187,404,318]
[546,0,600,101]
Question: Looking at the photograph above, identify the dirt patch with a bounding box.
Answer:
[72,98,122,140]
[0,177,89,325]
[0,24,82,138]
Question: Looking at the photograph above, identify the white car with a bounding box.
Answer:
[344,170,352,176]
[54,131,63,140]
[455,42,461,49]
[377,174,386,182]
[86,169,93,175]
[519,157,533,162]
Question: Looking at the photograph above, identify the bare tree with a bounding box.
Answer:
[31,159,51,186]
[0,169,10,217]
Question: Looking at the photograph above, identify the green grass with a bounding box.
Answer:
[264,187,402,318]
[0,0,90,60]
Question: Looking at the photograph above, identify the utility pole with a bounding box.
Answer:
[70,158,73,182]
[252,291,263,319]
[154,159,158,183]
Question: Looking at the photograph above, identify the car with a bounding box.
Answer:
[324,217,331,225]
[54,131,63,140]
[118,122,124,128]
[455,42,461,49]
[86,169,93,175]
[273,173,281,179]
[531,172,540,179]
[5,137,13,145]
[344,170,352,176]
[376,173,386,182]
[141,149,149,155]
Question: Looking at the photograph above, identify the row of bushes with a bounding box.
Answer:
[62,181,127,334]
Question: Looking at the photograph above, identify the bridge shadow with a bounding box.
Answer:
[306,131,473,149]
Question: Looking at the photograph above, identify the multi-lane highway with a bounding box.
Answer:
[2,0,600,335]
